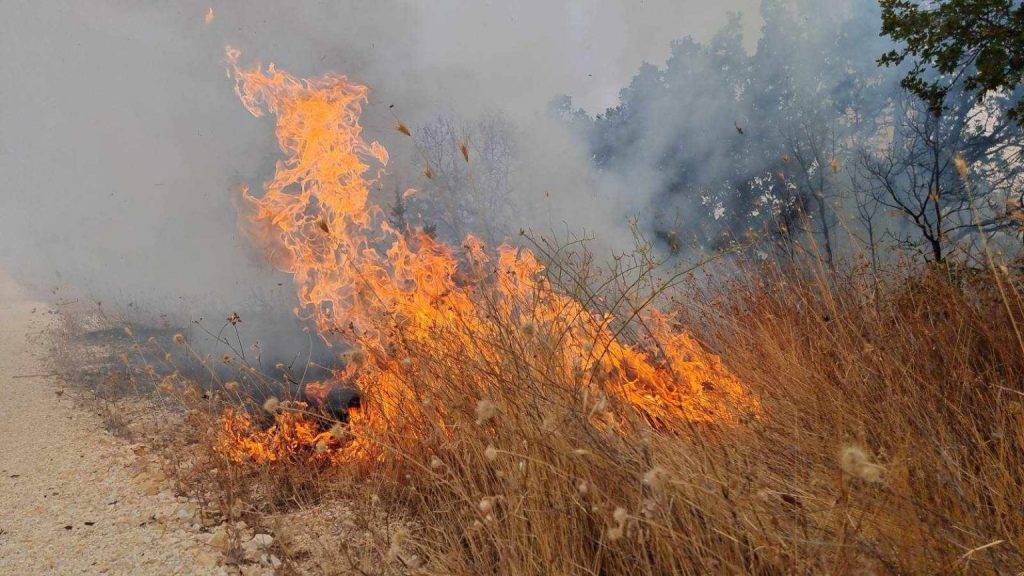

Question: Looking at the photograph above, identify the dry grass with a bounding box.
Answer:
[333,254,1024,575]
[66,246,1024,575]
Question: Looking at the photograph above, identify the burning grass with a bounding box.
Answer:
[116,257,1024,575]
[63,50,1024,574]
[214,48,760,472]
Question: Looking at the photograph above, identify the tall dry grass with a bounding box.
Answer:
[333,254,1024,575]
[106,244,1024,575]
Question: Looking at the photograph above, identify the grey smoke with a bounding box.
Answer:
[0,0,761,325]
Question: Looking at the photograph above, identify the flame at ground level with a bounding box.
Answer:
[217,48,758,466]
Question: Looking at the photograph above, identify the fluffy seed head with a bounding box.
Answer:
[262,397,280,414]
[642,466,668,491]
[613,507,628,524]
[484,444,498,462]
[839,445,884,483]
[343,348,367,367]
[478,497,494,514]
[475,399,497,423]
[173,333,185,345]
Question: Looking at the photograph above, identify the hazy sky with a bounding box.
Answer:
[0,0,761,310]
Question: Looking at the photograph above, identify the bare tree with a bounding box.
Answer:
[858,92,1023,262]
[415,113,518,245]
[780,112,844,268]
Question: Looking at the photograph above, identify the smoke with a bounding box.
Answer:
[561,0,907,256]
[0,0,761,324]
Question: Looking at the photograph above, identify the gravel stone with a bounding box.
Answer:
[0,276,223,575]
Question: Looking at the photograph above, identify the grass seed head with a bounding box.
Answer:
[840,445,884,483]
[330,422,348,440]
[475,399,497,424]
[613,506,628,525]
[484,444,498,462]
[343,348,367,367]
[643,466,668,491]
[263,396,280,414]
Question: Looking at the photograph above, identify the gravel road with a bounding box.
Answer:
[0,274,225,575]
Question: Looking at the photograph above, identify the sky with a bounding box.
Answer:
[0,0,761,314]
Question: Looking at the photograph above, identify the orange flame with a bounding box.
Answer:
[218,48,757,465]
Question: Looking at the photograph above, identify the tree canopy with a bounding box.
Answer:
[879,0,1024,124]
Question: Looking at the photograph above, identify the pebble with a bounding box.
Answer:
[209,527,230,550]
[250,533,273,549]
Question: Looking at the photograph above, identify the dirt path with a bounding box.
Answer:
[0,275,223,575]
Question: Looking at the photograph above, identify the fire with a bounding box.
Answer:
[218,48,758,465]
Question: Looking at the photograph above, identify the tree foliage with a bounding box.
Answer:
[879,0,1024,124]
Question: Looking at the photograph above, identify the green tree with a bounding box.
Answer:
[879,0,1024,124]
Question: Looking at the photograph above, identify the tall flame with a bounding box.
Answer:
[221,48,757,464]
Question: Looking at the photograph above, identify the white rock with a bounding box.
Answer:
[176,503,197,521]
[208,527,230,550]
[249,533,273,549]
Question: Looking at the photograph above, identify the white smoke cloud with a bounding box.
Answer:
[0,0,760,318]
